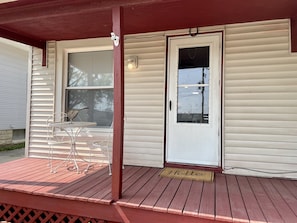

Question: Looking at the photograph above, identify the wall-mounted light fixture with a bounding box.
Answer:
[127,56,138,70]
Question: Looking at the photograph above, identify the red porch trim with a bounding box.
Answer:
[0,190,121,222]
[0,27,47,66]
[0,0,175,24]
[0,27,46,49]
[112,6,125,201]
[164,162,223,173]
[291,17,297,52]
[120,206,227,223]
[42,45,47,67]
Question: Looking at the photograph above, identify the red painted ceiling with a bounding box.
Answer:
[0,0,296,47]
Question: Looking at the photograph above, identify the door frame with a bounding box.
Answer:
[164,31,223,169]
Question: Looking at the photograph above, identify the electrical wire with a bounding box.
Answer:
[224,167,297,175]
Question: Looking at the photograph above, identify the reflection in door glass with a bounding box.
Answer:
[177,46,209,123]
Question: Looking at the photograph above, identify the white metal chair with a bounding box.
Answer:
[46,112,71,173]
[86,122,113,175]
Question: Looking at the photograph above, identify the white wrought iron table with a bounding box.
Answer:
[49,121,97,173]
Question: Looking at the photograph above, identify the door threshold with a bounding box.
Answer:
[165,162,222,173]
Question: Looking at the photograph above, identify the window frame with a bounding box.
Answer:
[56,38,113,131]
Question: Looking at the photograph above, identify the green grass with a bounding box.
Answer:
[0,142,25,152]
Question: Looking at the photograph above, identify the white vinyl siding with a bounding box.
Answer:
[224,19,297,178]
[27,42,59,158]
[124,35,166,167]
[28,41,112,161]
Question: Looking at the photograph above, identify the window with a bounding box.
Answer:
[65,50,114,127]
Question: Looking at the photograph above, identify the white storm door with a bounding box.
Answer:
[166,33,221,166]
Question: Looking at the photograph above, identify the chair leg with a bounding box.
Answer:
[106,148,124,176]
[84,148,94,173]
[48,146,54,173]
[107,146,112,176]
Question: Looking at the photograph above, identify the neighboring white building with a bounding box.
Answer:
[0,38,29,145]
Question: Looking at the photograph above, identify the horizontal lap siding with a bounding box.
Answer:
[28,42,113,162]
[28,38,167,165]
[28,42,57,158]
[224,19,297,178]
[124,35,166,167]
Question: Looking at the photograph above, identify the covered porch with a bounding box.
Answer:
[0,0,296,201]
[0,158,296,223]
[1,1,297,222]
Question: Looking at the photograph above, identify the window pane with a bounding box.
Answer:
[68,50,113,87]
[177,46,209,124]
[67,89,113,127]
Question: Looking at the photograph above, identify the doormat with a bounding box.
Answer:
[159,167,214,182]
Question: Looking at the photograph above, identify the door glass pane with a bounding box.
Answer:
[177,46,209,123]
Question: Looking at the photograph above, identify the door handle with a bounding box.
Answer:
[169,100,172,111]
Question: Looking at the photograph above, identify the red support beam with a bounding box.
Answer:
[42,44,47,67]
[112,6,124,201]
[0,27,47,66]
[291,17,297,52]
[0,27,46,49]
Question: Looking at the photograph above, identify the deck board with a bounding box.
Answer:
[78,172,111,201]
[153,178,182,212]
[121,167,150,196]
[0,159,48,191]
[168,179,192,214]
[33,171,85,196]
[22,161,82,193]
[237,176,266,222]
[67,168,110,198]
[259,178,297,222]
[183,180,203,217]
[123,168,161,207]
[199,181,215,220]
[226,175,249,222]
[248,177,283,222]
[282,180,297,199]
[119,167,158,205]
[215,174,232,222]
[1,158,297,223]
[50,171,99,196]
[101,166,143,202]
[140,176,171,210]
[271,179,297,217]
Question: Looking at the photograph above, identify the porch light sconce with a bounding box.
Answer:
[127,56,138,70]
[110,32,120,47]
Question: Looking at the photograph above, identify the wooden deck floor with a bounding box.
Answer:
[0,158,297,223]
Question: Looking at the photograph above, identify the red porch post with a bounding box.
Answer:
[112,6,124,201]
[291,17,297,52]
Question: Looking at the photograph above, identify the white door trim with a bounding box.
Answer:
[166,32,222,167]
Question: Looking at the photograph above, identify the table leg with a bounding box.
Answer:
[68,141,80,173]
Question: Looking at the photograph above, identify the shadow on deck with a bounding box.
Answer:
[0,158,296,223]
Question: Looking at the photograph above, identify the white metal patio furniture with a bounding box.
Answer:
[49,120,97,173]
[46,112,71,173]
[84,121,114,175]
[87,121,125,175]
[47,111,97,173]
